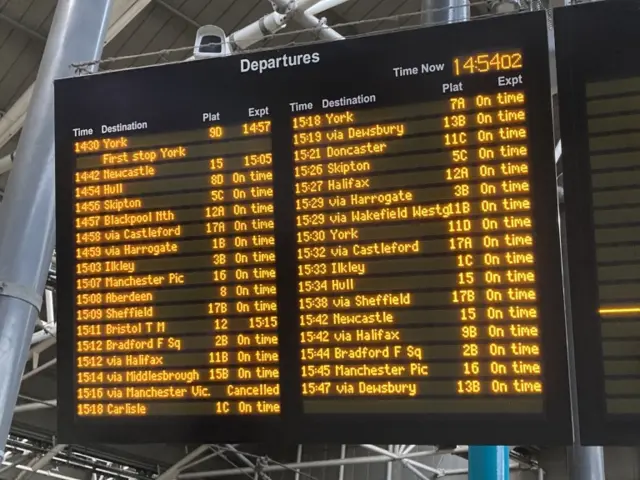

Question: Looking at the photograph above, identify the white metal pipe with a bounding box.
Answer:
[385,447,392,480]
[0,152,13,175]
[180,450,449,479]
[271,0,344,41]
[21,358,56,382]
[294,445,302,480]
[360,445,441,477]
[44,289,54,324]
[402,446,416,455]
[442,468,468,475]
[297,0,327,11]
[28,337,55,358]
[229,11,288,51]
[13,400,56,412]
[30,325,56,346]
[306,0,350,15]
[2,461,83,480]
[403,461,442,475]
[27,444,67,473]
[338,445,346,480]
[299,11,344,40]
[361,445,407,457]
[0,455,34,475]
[30,330,49,346]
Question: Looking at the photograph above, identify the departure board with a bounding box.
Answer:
[56,11,571,445]
[556,0,640,445]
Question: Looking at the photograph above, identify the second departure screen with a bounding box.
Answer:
[556,0,640,445]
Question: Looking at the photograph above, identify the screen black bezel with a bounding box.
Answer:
[56,11,571,445]
[555,0,640,446]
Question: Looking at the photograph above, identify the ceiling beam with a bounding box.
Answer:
[156,445,213,480]
[154,0,200,28]
[0,12,46,42]
[322,9,358,36]
[0,0,153,152]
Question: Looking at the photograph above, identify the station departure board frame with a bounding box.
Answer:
[556,0,640,445]
[56,11,572,445]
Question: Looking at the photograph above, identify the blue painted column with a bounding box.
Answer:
[469,446,510,480]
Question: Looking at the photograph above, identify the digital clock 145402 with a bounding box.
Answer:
[453,51,522,76]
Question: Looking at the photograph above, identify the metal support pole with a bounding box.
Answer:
[569,449,605,480]
[294,445,302,480]
[421,0,469,25]
[0,0,113,457]
[338,445,346,480]
[468,447,509,480]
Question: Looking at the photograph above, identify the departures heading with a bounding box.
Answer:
[55,11,572,445]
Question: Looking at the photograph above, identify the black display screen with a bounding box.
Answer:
[556,0,640,445]
[55,11,571,445]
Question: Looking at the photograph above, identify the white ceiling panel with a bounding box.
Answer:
[131,14,192,67]
[0,32,40,110]
[1,0,36,20]
[110,4,175,68]
[15,0,55,36]
[179,0,224,21]
[101,3,153,64]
